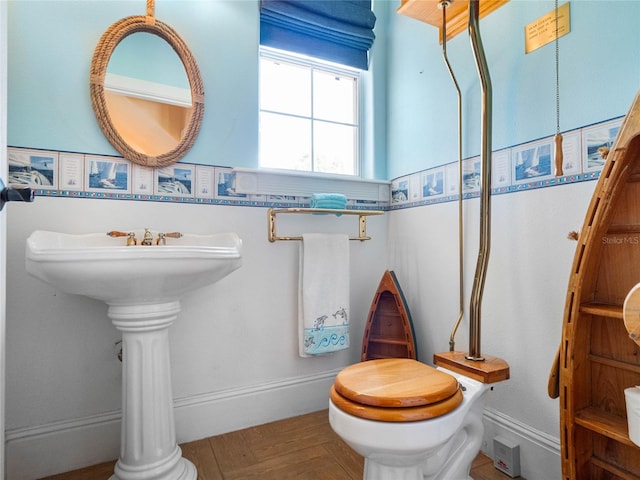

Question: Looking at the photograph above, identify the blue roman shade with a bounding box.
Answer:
[260,0,377,70]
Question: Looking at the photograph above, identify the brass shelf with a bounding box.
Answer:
[267,207,384,242]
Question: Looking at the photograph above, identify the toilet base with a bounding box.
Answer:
[360,410,481,480]
[363,461,473,480]
[363,460,426,480]
[421,405,484,480]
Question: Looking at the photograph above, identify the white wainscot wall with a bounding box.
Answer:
[5,196,388,479]
[387,180,597,480]
[6,178,599,480]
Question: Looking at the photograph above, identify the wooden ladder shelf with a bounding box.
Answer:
[555,90,640,479]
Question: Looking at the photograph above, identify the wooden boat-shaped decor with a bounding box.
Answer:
[361,270,418,361]
[555,90,640,479]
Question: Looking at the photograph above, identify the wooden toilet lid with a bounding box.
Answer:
[334,358,460,408]
[330,384,463,422]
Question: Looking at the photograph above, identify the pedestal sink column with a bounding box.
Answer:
[108,301,196,480]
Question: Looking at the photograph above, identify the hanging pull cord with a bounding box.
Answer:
[439,1,465,352]
[554,0,563,176]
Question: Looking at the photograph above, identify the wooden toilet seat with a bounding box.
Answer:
[331,358,463,422]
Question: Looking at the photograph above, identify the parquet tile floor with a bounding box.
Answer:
[39,410,519,479]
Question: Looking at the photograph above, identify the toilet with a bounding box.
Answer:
[329,358,492,480]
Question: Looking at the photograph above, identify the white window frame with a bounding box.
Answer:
[259,46,362,177]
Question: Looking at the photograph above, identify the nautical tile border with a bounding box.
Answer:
[7,147,388,210]
[389,116,622,210]
[6,116,623,211]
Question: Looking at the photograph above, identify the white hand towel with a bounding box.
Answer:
[299,233,350,357]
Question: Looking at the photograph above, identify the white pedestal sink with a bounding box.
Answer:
[25,230,242,480]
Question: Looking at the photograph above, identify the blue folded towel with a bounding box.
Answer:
[310,193,347,210]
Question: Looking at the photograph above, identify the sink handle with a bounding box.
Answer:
[107,231,137,246]
[156,232,182,245]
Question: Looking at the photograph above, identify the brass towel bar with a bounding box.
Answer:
[267,208,384,242]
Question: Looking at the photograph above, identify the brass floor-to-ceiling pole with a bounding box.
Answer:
[467,0,492,361]
[439,1,465,352]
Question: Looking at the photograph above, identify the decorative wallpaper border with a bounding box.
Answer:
[6,115,622,211]
[6,147,387,210]
[390,117,622,210]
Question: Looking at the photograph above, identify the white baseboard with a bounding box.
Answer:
[5,369,340,480]
[482,406,561,480]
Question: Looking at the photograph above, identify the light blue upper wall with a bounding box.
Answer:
[7,0,390,179]
[385,0,640,179]
[8,0,260,168]
[8,1,638,182]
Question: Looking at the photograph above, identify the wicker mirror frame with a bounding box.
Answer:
[89,14,204,168]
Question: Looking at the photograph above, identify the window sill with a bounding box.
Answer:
[233,167,389,202]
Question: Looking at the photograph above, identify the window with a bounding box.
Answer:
[259,48,360,176]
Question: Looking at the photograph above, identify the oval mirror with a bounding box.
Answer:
[90,15,204,168]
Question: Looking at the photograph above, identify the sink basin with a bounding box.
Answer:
[25,229,242,480]
[25,230,242,304]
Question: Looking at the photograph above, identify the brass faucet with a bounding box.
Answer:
[141,228,154,246]
[107,230,182,246]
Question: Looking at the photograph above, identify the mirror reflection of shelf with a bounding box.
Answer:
[104,74,192,156]
[104,73,192,107]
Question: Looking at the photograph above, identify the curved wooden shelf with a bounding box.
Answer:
[580,303,623,319]
[575,407,634,447]
[557,90,640,479]
[361,270,417,361]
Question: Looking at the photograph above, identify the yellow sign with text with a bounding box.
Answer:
[525,2,570,54]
